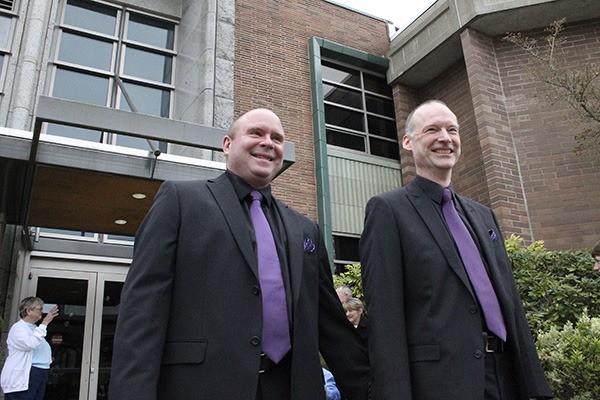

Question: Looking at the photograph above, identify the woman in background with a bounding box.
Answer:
[343,298,368,346]
[1,297,59,400]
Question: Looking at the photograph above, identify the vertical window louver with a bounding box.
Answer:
[0,0,14,12]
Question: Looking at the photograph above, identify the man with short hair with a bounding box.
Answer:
[360,100,552,400]
[110,108,369,400]
[335,285,353,304]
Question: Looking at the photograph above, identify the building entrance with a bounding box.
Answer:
[26,260,126,400]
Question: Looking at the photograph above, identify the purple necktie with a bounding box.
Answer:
[249,190,291,362]
[442,188,507,341]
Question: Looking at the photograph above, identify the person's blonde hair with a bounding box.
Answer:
[19,296,43,318]
[343,297,364,313]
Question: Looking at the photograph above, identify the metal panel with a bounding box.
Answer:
[328,151,401,235]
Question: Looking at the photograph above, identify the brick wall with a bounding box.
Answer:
[495,20,600,250]
[235,0,390,220]
[394,20,600,250]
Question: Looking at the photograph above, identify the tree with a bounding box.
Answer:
[503,19,600,164]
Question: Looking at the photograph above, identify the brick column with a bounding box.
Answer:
[460,28,533,242]
[393,84,419,185]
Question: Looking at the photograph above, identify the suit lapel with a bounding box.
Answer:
[207,174,259,279]
[275,200,304,306]
[406,182,475,298]
[457,196,511,303]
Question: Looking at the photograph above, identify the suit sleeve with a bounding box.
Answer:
[315,225,370,400]
[109,181,181,400]
[360,195,413,399]
[488,211,553,399]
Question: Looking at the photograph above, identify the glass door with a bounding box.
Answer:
[27,267,125,400]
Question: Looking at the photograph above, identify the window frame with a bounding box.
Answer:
[47,0,178,150]
[321,58,399,160]
[0,9,17,94]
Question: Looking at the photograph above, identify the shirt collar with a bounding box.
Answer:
[225,170,274,206]
[414,175,454,205]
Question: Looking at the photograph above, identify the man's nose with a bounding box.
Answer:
[437,128,452,142]
[260,135,275,148]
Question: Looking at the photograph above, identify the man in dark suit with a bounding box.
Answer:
[109,108,369,400]
[360,100,552,400]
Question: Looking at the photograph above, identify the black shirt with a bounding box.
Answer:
[225,170,293,322]
[414,175,495,331]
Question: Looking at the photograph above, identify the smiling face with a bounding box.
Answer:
[403,101,460,186]
[346,308,362,326]
[223,109,285,189]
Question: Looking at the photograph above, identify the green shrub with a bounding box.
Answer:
[334,235,600,398]
[535,310,600,400]
[333,263,364,302]
[507,235,600,333]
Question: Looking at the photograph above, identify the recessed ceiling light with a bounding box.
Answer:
[132,193,146,199]
[115,219,127,225]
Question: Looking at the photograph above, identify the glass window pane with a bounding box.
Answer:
[323,83,362,109]
[369,137,400,160]
[326,129,365,151]
[39,227,95,238]
[123,47,172,84]
[98,281,124,399]
[366,94,395,117]
[368,115,398,139]
[119,82,170,117]
[363,72,392,96]
[322,61,360,88]
[116,82,169,149]
[113,134,153,150]
[58,32,113,71]
[325,104,364,131]
[127,13,175,50]
[0,55,4,75]
[105,234,134,242]
[46,123,104,143]
[37,277,88,399]
[0,14,11,49]
[333,235,359,263]
[53,68,109,105]
[64,0,117,36]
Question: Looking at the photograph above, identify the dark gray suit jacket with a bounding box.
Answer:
[360,178,552,400]
[109,173,369,400]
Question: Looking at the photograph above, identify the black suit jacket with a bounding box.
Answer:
[360,178,552,400]
[109,173,369,400]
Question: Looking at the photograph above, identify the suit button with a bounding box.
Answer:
[474,350,483,359]
[253,286,261,295]
[251,336,260,346]
[469,306,477,314]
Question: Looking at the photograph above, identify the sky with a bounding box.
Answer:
[330,0,437,33]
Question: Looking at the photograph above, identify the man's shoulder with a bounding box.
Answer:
[369,185,409,204]
[273,198,316,225]
[161,174,224,192]
[457,193,491,212]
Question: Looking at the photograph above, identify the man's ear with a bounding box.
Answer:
[222,135,232,154]
[402,135,412,151]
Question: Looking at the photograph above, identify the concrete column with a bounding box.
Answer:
[8,0,52,130]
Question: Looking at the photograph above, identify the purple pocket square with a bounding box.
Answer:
[303,237,316,253]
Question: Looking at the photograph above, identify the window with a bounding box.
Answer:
[333,235,360,273]
[0,12,14,91]
[322,60,399,160]
[48,0,176,150]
